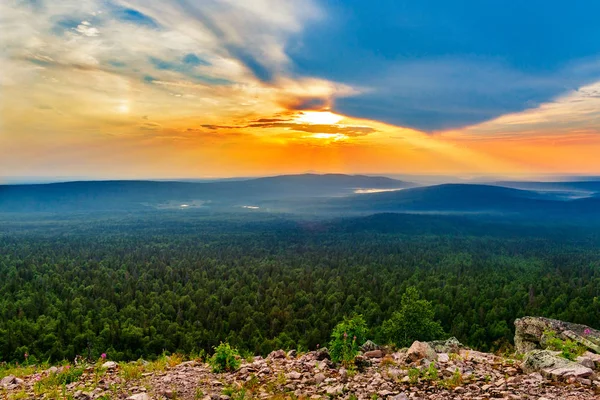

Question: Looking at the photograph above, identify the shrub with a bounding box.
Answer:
[209,342,241,373]
[543,330,586,361]
[329,315,368,366]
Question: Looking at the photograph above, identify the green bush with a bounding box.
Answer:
[543,330,586,361]
[329,315,368,366]
[209,342,241,373]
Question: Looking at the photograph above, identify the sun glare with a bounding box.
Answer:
[295,111,344,125]
[309,133,348,141]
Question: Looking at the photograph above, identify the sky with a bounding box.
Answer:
[2,0,600,181]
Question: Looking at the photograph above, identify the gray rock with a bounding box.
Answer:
[361,340,380,352]
[391,394,408,400]
[522,349,594,379]
[514,316,600,354]
[427,337,463,353]
[0,375,16,388]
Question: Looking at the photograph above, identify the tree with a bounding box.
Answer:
[382,287,444,347]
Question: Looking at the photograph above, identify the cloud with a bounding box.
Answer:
[442,80,600,139]
[111,6,160,29]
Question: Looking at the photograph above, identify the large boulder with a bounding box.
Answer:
[405,341,437,363]
[522,350,594,380]
[514,317,600,354]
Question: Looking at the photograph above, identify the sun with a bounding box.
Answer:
[294,111,344,125]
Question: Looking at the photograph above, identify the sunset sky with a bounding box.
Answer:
[2,0,600,181]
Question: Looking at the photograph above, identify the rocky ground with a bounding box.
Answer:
[1,344,599,400]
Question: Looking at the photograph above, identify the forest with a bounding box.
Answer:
[1,211,600,363]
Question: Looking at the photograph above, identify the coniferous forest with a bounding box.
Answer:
[1,211,600,364]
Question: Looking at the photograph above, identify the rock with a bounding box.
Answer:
[0,375,16,388]
[339,367,348,382]
[325,384,343,395]
[127,394,150,400]
[163,389,175,398]
[268,349,286,359]
[73,390,91,400]
[427,337,463,353]
[391,394,408,400]
[287,371,302,380]
[522,350,594,379]
[354,355,371,371]
[514,316,600,354]
[314,373,326,384]
[314,348,330,361]
[577,356,596,369]
[361,340,380,352]
[364,349,383,358]
[405,341,438,363]
[437,353,450,363]
[101,361,118,370]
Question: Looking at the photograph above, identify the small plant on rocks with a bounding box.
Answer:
[425,362,438,381]
[209,342,241,373]
[329,315,368,366]
[408,367,420,384]
[543,330,586,361]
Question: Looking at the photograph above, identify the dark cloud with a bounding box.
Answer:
[247,122,376,137]
[198,120,376,137]
[281,96,329,111]
[199,124,238,130]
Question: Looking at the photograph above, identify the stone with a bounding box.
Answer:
[339,367,348,382]
[437,353,449,363]
[0,375,16,388]
[268,349,286,359]
[361,340,380,352]
[427,337,463,353]
[391,394,408,400]
[364,349,383,358]
[314,348,330,361]
[405,341,438,363]
[101,361,118,370]
[522,349,594,379]
[314,373,326,384]
[325,384,343,395]
[577,356,596,369]
[287,371,302,380]
[127,394,150,400]
[514,316,600,354]
[354,355,371,371]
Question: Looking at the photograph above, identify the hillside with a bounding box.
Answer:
[2,326,599,399]
[0,174,413,212]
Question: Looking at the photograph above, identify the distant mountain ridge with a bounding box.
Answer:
[1,174,599,217]
[0,174,414,212]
